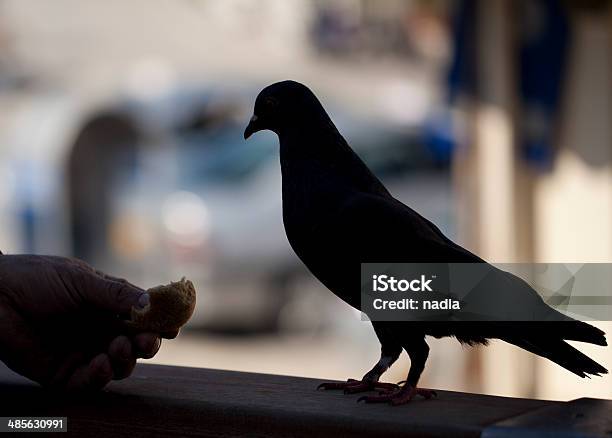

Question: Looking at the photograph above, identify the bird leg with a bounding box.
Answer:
[358,339,436,406]
[317,349,401,394]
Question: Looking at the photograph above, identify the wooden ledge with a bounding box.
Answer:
[0,363,609,437]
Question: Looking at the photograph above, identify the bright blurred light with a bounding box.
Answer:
[162,191,210,247]
[378,79,430,125]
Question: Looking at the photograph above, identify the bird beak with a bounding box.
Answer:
[244,114,260,140]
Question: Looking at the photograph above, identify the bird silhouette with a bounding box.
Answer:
[244,80,607,405]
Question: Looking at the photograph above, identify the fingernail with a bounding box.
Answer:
[137,293,150,309]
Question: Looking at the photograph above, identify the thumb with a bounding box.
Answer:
[78,272,149,316]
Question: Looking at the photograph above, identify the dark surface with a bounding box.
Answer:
[483,397,612,438]
[0,361,571,437]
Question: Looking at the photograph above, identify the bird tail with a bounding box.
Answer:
[506,336,608,378]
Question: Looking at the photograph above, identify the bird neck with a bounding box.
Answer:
[278,120,391,198]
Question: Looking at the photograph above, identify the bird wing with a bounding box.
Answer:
[315,192,569,323]
[317,192,481,263]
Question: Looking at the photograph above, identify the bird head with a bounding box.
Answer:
[244,80,324,139]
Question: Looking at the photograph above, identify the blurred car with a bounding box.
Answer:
[107,89,454,332]
[0,83,454,333]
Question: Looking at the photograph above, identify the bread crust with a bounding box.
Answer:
[128,278,196,332]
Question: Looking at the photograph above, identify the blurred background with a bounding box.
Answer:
[0,0,610,401]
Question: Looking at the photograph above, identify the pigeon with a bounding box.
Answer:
[243,80,607,405]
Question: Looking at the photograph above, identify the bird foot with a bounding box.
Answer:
[317,378,399,394]
[357,385,437,406]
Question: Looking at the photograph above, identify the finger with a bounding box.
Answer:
[76,270,149,316]
[161,329,180,340]
[66,353,113,391]
[132,333,161,359]
[48,256,94,273]
[108,336,136,380]
[48,352,86,389]
[94,270,143,292]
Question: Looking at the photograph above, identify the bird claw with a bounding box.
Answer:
[317,378,358,391]
[373,382,401,391]
[358,386,437,406]
[317,378,398,394]
[357,393,395,403]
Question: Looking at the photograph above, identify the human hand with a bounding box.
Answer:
[0,255,175,390]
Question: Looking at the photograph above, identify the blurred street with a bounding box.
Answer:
[0,0,611,402]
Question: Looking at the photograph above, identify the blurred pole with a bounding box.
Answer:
[452,0,538,397]
[470,0,517,262]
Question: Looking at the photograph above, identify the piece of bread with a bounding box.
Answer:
[128,277,196,333]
